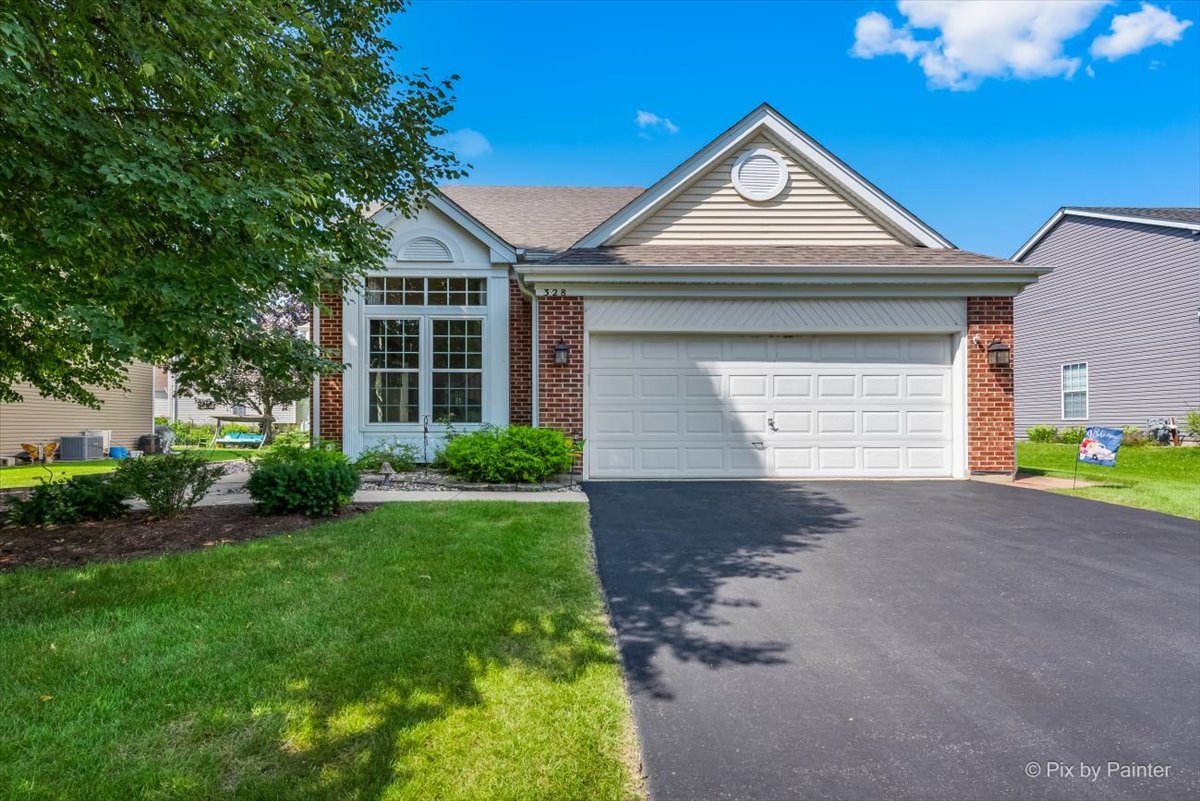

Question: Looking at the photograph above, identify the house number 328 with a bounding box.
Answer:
[541,288,568,296]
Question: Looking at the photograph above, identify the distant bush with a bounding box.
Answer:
[1026,425,1059,443]
[265,428,311,452]
[353,439,420,473]
[1120,426,1148,447]
[1058,426,1087,444]
[1187,410,1200,441]
[6,475,131,526]
[116,453,222,518]
[442,426,579,484]
[247,447,360,516]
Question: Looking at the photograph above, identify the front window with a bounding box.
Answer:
[368,319,420,423]
[432,319,483,422]
[1061,363,1088,420]
[363,275,488,426]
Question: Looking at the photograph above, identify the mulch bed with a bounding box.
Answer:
[0,503,376,572]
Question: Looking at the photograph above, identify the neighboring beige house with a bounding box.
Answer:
[0,363,155,459]
[153,367,308,427]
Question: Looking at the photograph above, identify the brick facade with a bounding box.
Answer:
[967,296,1015,474]
[508,279,533,426]
[536,297,585,465]
[316,290,344,447]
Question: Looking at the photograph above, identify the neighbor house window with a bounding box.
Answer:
[1061,362,1088,420]
[432,319,483,422]
[368,319,420,423]
[363,275,489,426]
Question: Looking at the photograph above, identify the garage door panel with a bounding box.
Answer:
[640,411,680,434]
[773,375,812,397]
[588,333,955,479]
[685,411,724,434]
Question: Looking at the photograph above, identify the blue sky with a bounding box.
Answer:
[387,0,1200,257]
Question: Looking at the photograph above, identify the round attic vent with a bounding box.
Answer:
[731,148,788,202]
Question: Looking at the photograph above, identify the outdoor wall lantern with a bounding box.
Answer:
[985,337,1011,367]
[553,338,570,366]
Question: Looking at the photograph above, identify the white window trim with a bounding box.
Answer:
[361,310,487,430]
[1060,361,1089,421]
[365,316,422,426]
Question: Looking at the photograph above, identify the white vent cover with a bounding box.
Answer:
[731,147,788,202]
[399,236,453,261]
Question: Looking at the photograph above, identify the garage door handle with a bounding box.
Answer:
[751,441,766,450]
[768,418,778,432]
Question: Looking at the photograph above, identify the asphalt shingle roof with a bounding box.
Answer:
[544,244,1017,267]
[440,186,644,253]
[1069,207,1200,225]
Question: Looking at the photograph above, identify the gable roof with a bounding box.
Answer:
[366,191,518,263]
[573,103,953,250]
[440,186,643,254]
[1069,207,1200,225]
[1014,206,1200,261]
[545,244,1012,267]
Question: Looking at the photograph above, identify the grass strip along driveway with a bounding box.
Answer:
[1018,442,1200,520]
[0,503,640,800]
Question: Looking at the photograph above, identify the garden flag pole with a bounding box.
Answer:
[1075,427,1125,489]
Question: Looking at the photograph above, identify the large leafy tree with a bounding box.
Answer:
[0,1,463,406]
[171,294,313,441]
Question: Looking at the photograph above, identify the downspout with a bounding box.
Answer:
[310,302,320,444]
[513,265,538,427]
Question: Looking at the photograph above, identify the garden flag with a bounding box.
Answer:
[1078,427,1124,467]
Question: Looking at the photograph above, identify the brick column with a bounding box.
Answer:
[967,297,1015,474]
[317,290,344,448]
[537,296,584,470]
[508,279,533,426]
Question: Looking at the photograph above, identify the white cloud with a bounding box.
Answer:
[635,110,679,135]
[852,1,1111,90]
[1091,3,1193,60]
[434,128,492,159]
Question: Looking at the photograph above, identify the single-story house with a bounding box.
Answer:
[314,104,1046,479]
[1012,207,1200,435]
[0,363,154,459]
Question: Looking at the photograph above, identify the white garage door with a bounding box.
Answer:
[587,334,956,479]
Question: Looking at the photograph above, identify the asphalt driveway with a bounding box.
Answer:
[586,481,1200,801]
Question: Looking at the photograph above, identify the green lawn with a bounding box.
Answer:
[0,448,256,489]
[1018,442,1200,520]
[0,503,640,800]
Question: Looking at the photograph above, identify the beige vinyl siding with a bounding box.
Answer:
[617,134,902,246]
[0,363,153,456]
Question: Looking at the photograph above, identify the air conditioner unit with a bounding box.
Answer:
[83,429,112,451]
[59,435,105,461]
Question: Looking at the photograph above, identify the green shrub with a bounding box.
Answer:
[353,439,420,472]
[246,447,360,516]
[442,426,579,484]
[1120,425,1148,447]
[1058,426,1087,444]
[6,475,131,526]
[1026,425,1059,443]
[115,453,222,518]
[1187,410,1200,441]
[265,428,311,452]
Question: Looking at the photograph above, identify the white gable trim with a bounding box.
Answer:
[369,192,517,264]
[574,104,953,250]
[1013,207,1200,261]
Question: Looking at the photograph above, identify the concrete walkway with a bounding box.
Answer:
[185,471,587,507]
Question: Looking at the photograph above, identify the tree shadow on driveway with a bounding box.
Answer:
[585,481,858,699]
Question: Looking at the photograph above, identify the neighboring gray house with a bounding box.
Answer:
[1012,207,1200,436]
